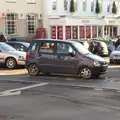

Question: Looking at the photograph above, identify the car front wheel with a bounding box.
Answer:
[79,67,92,79]
[5,58,17,69]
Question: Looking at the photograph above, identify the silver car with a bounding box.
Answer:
[110,45,120,64]
[0,42,26,69]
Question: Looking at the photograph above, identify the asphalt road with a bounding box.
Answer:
[0,59,120,120]
[0,82,120,120]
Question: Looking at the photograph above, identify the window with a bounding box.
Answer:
[91,1,94,12]
[5,14,18,35]
[57,43,74,54]
[52,0,57,10]
[15,43,26,52]
[6,0,16,3]
[74,0,78,11]
[39,42,55,54]
[82,0,86,11]
[26,0,36,4]
[31,42,37,52]
[64,0,68,11]
[107,4,110,12]
[26,14,37,34]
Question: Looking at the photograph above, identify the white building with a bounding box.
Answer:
[43,0,120,40]
[1,0,120,39]
[0,0,43,38]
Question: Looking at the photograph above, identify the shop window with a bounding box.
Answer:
[57,26,63,39]
[80,26,85,38]
[86,26,90,38]
[51,26,56,39]
[98,26,102,37]
[5,13,18,35]
[26,14,37,34]
[65,26,71,39]
[92,26,97,38]
[72,26,78,39]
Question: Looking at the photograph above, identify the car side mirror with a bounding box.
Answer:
[68,51,76,57]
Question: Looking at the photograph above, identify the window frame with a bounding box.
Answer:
[52,0,57,11]
[5,13,18,35]
[26,14,37,34]
[56,42,76,55]
[39,41,56,54]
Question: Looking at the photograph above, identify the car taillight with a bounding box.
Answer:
[26,52,29,61]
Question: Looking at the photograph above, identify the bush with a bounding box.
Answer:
[95,0,100,14]
[70,0,75,13]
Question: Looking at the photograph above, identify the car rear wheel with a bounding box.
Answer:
[79,67,92,79]
[28,64,40,76]
[5,58,17,69]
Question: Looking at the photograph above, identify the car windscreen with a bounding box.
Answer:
[72,42,91,55]
[21,43,30,47]
[0,43,16,52]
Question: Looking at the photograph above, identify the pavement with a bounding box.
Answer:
[0,57,120,120]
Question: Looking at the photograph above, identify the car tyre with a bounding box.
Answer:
[79,67,92,79]
[5,58,17,69]
[28,64,40,76]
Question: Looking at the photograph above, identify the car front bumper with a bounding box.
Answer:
[92,64,108,75]
[17,60,26,66]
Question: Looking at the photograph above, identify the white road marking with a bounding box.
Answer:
[0,82,49,97]
[94,88,103,91]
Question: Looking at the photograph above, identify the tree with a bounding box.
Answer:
[112,1,117,14]
[70,0,75,13]
[95,0,100,14]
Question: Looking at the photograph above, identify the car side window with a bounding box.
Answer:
[57,43,74,54]
[15,43,25,51]
[31,42,37,52]
[39,42,55,54]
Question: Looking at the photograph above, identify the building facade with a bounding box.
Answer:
[43,0,120,40]
[0,0,43,38]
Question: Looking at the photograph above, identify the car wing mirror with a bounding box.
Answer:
[68,51,76,57]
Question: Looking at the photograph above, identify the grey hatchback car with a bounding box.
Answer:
[26,39,108,79]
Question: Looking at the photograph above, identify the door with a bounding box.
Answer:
[37,41,57,73]
[54,42,79,74]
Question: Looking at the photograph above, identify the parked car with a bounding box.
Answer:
[0,42,26,69]
[71,40,108,56]
[7,41,30,52]
[110,45,120,64]
[26,39,108,79]
[107,39,117,55]
[93,41,108,56]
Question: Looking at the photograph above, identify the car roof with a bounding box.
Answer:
[34,39,80,44]
[7,41,30,44]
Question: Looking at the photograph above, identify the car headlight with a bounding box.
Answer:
[18,56,24,60]
[94,61,101,66]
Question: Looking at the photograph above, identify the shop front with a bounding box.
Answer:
[49,17,119,40]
